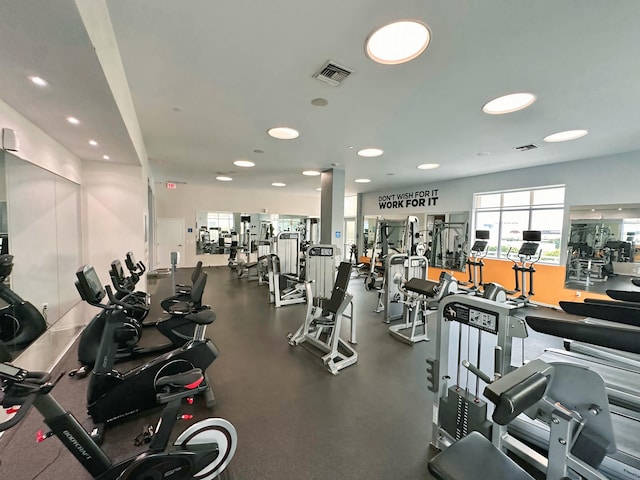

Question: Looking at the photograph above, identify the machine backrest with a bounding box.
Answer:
[191,261,203,284]
[75,264,106,304]
[324,262,352,314]
[189,271,208,307]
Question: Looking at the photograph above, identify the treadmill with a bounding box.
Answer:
[559,296,640,373]
[508,314,640,480]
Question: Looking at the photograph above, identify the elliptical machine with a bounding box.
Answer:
[506,230,542,306]
[75,264,219,442]
[0,361,237,479]
[460,230,490,294]
[0,254,47,351]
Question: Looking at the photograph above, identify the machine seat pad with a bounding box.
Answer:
[314,316,335,326]
[185,310,216,325]
[428,431,534,480]
[405,277,439,297]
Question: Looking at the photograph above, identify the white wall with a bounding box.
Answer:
[361,151,640,263]
[0,98,81,184]
[361,151,639,216]
[155,183,320,267]
[81,161,147,289]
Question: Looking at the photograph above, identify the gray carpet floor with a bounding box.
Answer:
[0,265,568,480]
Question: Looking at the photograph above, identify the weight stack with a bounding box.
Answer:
[440,386,492,440]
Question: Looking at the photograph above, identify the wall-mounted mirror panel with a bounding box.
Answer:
[564,204,640,293]
[362,212,469,272]
[195,210,319,262]
[425,212,469,271]
[0,152,82,357]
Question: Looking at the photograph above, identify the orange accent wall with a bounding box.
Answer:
[428,259,610,307]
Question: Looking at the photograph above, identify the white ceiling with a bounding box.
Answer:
[1,0,639,195]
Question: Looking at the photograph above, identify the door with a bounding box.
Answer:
[157,218,185,269]
[344,218,356,263]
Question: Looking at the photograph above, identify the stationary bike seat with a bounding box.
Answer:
[184,310,216,325]
[155,368,203,389]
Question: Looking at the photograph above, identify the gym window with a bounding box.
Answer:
[473,186,565,265]
[207,212,234,232]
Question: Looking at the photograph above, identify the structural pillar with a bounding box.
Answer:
[320,168,345,258]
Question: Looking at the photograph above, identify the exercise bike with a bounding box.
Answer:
[0,254,47,351]
[0,361,237,479]
[75,264,219,442]
[71,263,210,377]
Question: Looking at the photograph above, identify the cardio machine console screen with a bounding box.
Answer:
[0,362,27,381]
[443,302,498,334]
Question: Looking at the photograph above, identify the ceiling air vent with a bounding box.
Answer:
[313,61,353,86]
[513,144,539,152]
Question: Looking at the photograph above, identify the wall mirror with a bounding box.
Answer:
[425,212,469,272]
[195,210,318,261]
[362,212,468,272]
[564,203,640,292]
[0,152,82,357]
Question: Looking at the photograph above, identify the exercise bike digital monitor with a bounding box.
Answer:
[0,362,27,381]
[75,264,106,304]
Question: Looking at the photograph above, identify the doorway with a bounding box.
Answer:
[157,217,185,269]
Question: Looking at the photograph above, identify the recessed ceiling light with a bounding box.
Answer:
[66,116,80,125]
[89,139,98,146]
[267,127,299,140]
[316,188,322,191]
[216,176,233,182]
[233,160,255,168]
[102,155,110,160]
[366,20,431,65]
[302,170,321,176]
[272,182,286,187]
[543,130,588,143]
[482,93,536,115]
[357,148,384,157]
[29,76,48,87]
[355,178,371,183]
[417,163,440,170]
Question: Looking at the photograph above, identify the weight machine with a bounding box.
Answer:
[287,261,356,375]
[376,253,428,325]
[425,294,618,480]
[364,215,420,291]
[265,232,306,307]
[388,271,458,345]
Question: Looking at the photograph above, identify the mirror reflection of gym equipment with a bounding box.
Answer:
[195,211,318,266]
[426,214,469,272]
[565,204,640,293]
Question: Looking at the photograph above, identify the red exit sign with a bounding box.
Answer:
[166,182,177,189]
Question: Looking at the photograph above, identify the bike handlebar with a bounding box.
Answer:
[0,369,51,432]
